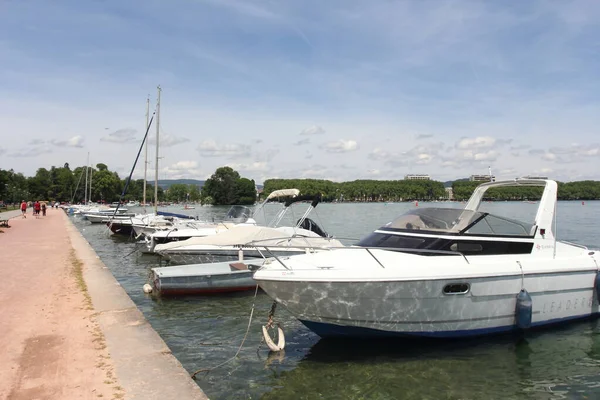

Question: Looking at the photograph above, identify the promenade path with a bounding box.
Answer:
[0,208,207,399]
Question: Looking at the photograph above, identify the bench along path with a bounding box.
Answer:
[0,208,25,227]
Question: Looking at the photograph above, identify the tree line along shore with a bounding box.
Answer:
[1,164,600,206]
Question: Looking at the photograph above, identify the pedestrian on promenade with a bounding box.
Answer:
[34,200,41,218]
[41,201,47,216]
[20,200,27,218]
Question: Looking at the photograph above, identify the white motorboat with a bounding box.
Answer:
[154,195,342,264]
[253,179,600,338]
[84,213,136,223]
[144,189,301,253]
[150,259,267,296]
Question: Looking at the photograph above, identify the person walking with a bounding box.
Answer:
[41,202,47,217]
[34,200,41,218]
[20,200,27,218]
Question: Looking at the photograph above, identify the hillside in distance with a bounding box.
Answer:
[157,179,264,190]
[157,179,205,189]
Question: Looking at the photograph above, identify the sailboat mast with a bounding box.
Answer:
[89,160,93,203]
[143,95,150,208]
[84,152,89,205]
[154,85,161,214]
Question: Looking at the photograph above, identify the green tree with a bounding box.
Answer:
[202,166,241,205]
[236,178,257,205]
[167,183,189,202]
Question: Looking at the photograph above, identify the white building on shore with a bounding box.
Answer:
[405,174,431,181]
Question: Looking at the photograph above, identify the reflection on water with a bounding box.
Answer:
[73,201,600,399]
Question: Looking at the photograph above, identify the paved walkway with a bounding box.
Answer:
[0,207,118,399]
[0,209,208,400]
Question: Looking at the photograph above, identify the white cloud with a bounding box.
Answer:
[294,138,310,146]
[300,125,325,135]
[227,161,269,172]
[534,167,554,174]
[368,148,391,160]
[460,149,499,162]
[416,133,433,140]
[541,152,557,161]
[50,135,85,148]
[8,146,52,157]
[197,140,251,158]
[0,147,6,156]
[160,160,204,180]
[168,160,199,170]
[322,139,358,153]
[101,128,137,143]
[149,134,190,148]
[456,136,497,150]
[415,153,433,164]
[29,139,45,145]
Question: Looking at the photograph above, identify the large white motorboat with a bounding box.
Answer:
[253,179,600,338]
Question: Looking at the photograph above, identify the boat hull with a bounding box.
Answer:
[151,261,261,296]
[158,248,306,265]
[108,222,135,236]
[256,270,600,338]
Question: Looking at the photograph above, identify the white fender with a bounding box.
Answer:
[262,325,285,352]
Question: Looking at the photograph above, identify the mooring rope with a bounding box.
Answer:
[191,284,260,379]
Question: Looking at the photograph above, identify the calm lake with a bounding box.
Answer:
[72,201,600,399]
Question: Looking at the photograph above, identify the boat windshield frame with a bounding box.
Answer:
[226,205,253,223]
[380,207,536,238]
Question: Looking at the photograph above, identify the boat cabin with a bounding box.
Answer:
[358,179,557,256]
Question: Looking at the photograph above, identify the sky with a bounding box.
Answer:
[1,0,599,183]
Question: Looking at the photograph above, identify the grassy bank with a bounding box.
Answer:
[0,206,18,212]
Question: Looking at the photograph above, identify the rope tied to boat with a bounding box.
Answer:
[191,285,260,380]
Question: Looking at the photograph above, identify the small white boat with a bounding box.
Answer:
[151,259,266,296]
[84,213,136,223]
[254,179,600,339]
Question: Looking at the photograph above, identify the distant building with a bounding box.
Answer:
[523,175,548,180]
[445,187,454,200]
[405,174,431,181]
[470,175,495,182]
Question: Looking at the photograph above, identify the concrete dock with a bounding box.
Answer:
[0,208,208,399]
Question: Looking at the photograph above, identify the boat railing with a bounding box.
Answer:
[250,243,470,270]
[558,240,589,250]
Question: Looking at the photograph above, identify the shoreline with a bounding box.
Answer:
[64,213,209,399]
[0,209,208,399]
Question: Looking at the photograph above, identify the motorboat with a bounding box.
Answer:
[150,259,266,296]
[84,213,136,224]
[253,179,600,338]
[154,195,343,264]
[144,189,301,253]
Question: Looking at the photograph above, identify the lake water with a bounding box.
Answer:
[72,201,600,399]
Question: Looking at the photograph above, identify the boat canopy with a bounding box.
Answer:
[266,189,300,201]
[381,208,535,237]
[155,225,342,251]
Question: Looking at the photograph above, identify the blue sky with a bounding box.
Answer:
[1,0,599,183]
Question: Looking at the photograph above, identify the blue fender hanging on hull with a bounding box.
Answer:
[516,289,532,329]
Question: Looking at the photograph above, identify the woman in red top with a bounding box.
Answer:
[20,200,27,218]
[34,201,41,217]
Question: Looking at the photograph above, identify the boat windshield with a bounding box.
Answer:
[381,208,534,237]
[226,205,252,223]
